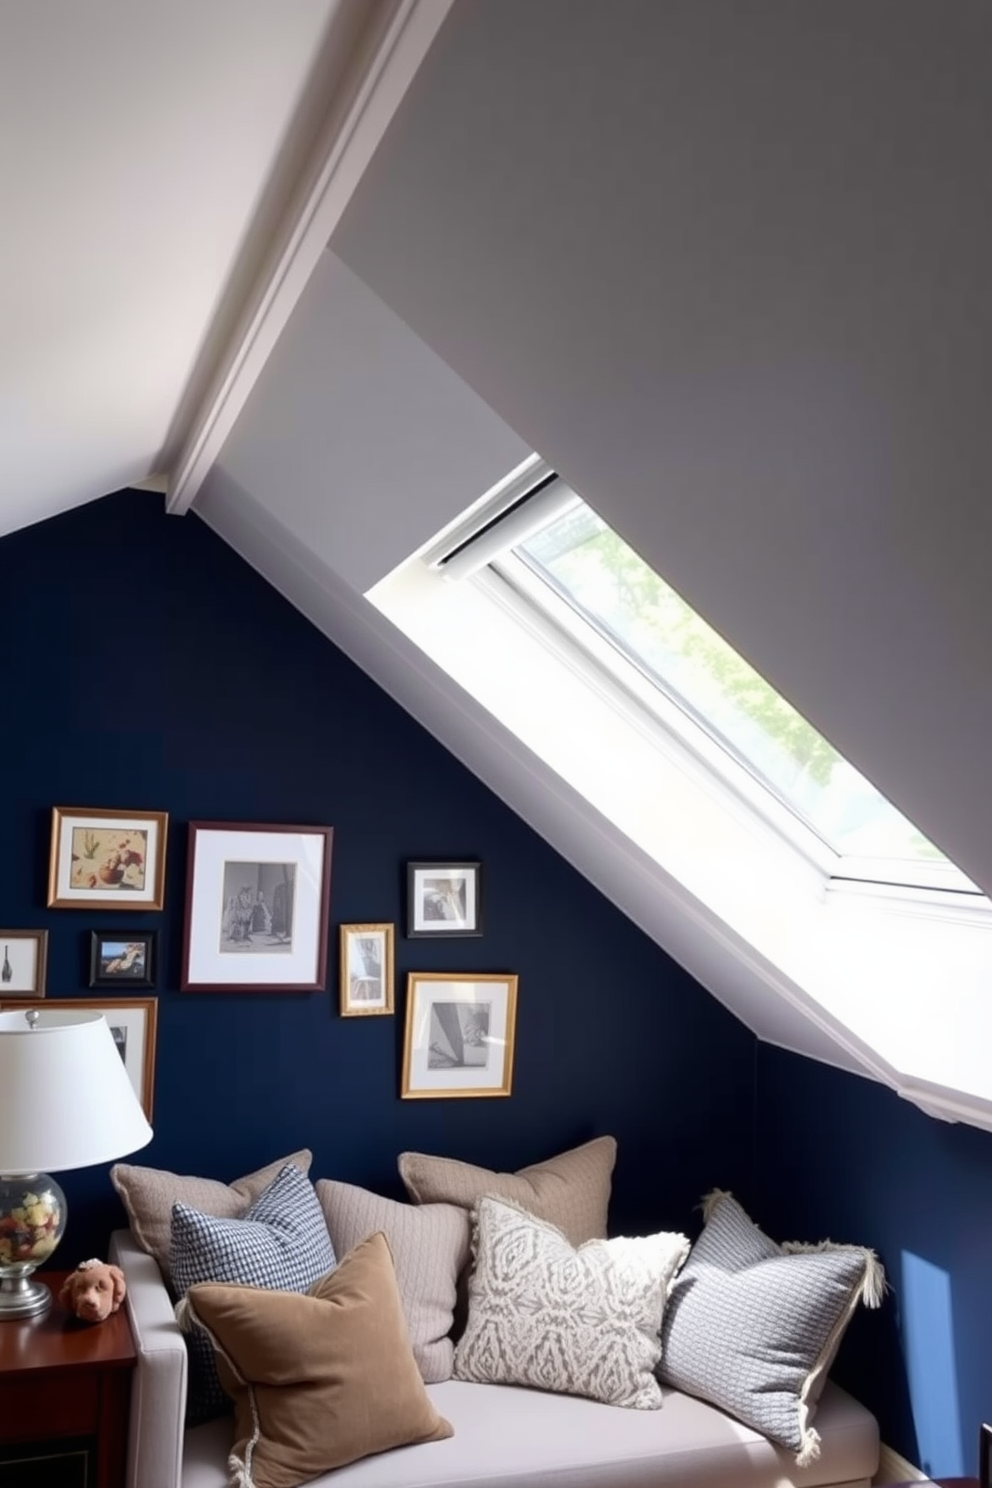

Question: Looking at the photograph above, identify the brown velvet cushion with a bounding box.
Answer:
[183,1232,453,1488]
[398,1135,617,1246]
[110,1150,312,1285]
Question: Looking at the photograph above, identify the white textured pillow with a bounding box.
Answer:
[453,1196,689,1409]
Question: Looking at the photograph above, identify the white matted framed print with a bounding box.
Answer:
[339,924,394,1016]
[181,821,333,991]
[0,997,158,1120]
[48,807,168,910]
[0,931,48,998]
[406,861,482,938]
[401,972,518,1099]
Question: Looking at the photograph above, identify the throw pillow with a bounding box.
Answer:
[398,1134,617,1246]
[453,1196,689,1408]
[181,1232,453,1488]
[110,1148,312,1285]
[171,1162,335,1426]
[658,1190,886,1465]
[315,1178,470,1383]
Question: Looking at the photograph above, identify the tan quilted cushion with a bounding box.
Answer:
[398,1135,617,1246]
[183,1232,453,1488]
[110,1150,312,1285]
[316,1178,470,1383]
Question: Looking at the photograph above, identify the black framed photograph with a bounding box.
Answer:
[181,821,334,991]
[406,861,482,937]
[89,930,156,989]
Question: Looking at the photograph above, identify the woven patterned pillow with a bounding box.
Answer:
[171,1163,335,1425]
[658,1190,885,1464]
[316,1179,470,1382]
[453,1196,689,1408]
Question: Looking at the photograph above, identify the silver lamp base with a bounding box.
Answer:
[0,1272,52,1318]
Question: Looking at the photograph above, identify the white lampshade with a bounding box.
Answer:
[0,1009,153,1174]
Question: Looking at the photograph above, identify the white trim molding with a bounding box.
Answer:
[166,0,453,516]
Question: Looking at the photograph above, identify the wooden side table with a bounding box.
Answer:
[0,1270,136,1487]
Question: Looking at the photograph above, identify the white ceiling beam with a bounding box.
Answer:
[165,0,452,516]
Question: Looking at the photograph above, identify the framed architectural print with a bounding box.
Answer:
[48,807,168,910]
[181,821,334,991]
[89,930,157,989]
[0,931,48,998]
[0,997,158,1120]
[339,924,394,1016]
[406,861,482,937]
[401,972,518,1099]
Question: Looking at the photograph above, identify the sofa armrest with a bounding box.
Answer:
[110,1228,188,1488]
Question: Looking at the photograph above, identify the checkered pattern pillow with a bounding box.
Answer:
[171,1162,335,1425]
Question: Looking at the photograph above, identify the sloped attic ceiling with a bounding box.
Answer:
[4,3,992,1124]
[195,0,992,1129]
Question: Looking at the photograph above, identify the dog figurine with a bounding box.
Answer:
[59,1258,127,1323]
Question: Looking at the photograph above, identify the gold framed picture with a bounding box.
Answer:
[0,996,158,1120]
[0,931,48,998]
[48,807,169,911]
[401,972,518,1099]
[339,924,394,1016]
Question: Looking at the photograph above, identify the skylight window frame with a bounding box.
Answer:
[445,477,981,902]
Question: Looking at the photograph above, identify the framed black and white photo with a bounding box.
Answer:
[181,821,333,991]
[0,931,48,998]
[339,923,394,1016]
[0,997,158,1120]
[406,861,482,937]
[401,972,517,1099]
[89,930,156,989]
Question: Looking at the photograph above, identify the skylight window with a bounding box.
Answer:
[449,478,978,895]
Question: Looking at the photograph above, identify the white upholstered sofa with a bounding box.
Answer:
[110,1227,880,1488]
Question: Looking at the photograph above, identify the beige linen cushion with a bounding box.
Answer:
[182,1232,453,1488]
[454,1196,689,1408]
[110,1150,312,1285]
[398,1135,616,1246]
[315,1178,470,1383]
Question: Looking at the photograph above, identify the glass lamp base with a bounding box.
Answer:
[0,1172,66,1320]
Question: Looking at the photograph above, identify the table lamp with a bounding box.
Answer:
[0,1007,153,1318]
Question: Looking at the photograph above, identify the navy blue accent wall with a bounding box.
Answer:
[0,489,757,1264]
[756,1044,992,1479]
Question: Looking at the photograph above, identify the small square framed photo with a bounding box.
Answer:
[48,807,169,910]
[401,972,518,1099]
[339,924,394,1016]
[0,931,48,998]
[0,996,158,1121]
[89,930,157,989]
[406,861,482,938]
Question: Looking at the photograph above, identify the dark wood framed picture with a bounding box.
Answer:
[47,806,169,911]
[406,860,483,938]
[0,930,48,998]
[89,930,156,989]
[181,821,334,991]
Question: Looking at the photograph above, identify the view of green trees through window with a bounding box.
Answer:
[514,499,946,866]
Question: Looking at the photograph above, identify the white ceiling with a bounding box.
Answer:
[6,1,992,1126]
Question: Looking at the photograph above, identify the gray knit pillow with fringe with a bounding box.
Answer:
[658,1190,885,1465]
